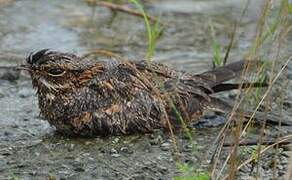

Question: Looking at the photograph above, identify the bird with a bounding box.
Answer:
[22,49,265,137]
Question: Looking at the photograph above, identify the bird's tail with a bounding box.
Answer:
[211,82,267,93]
[205,97,292,126]
[196,60,264,90]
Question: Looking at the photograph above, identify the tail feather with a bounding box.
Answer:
[197,60,263,88]
[212,82,268,93]
[205,97,292,126]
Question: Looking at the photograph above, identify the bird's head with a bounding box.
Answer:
[23,49,100,94]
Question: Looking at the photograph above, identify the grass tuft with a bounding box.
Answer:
[208,19,223,68]
[175,162,210,180]
[129,0,163,61]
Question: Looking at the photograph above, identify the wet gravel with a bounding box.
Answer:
[0,76,290,179]
[0,0,291,179]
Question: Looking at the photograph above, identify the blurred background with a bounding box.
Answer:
[1,0,281,70]
[0,0,291,179]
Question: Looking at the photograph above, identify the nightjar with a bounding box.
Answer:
[23,49,262,137]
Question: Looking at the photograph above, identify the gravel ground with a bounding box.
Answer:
[0,0,291,179]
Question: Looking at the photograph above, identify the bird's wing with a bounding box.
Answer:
[85,61,167,135]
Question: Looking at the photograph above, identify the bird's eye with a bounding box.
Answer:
[48,68,65,76]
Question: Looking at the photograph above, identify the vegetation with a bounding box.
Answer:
[129,0,163,61]
[120,0,291,179]
[87,0,291,179]
[209,19,223,68]
[211,0,291,179]
[3,0,290,179]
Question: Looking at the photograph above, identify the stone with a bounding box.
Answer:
[160,142,171,151]
[18,88,33,98]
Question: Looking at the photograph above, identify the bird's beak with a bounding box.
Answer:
[16,64,31,71]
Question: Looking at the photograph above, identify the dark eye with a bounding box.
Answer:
[48,68,65,76]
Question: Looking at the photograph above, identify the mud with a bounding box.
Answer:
[0,0,291,179]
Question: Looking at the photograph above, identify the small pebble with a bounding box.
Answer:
[110,148,118,154]
[82,153,90,156]
[160,142,171,151]
[11,124,19,128]
[16,164,25,168]
[0,68,20,81]
[149,135,162,145]
[283,101,292,108]
[182,144,192,152]
[18,88,32,98]
[112,137,120,144]
[74,167,85,172]
[85,141,92,145]
[74,157,81,162]
[0,148,13,156]
[278,170,285,176]
[143,161,152,166]
[67,144,75,152]
[240,165,251,172]
[158,166,168,174]
[29,171,37,176]
[120,147,133,154]
[64,155,74,160]
[4,131,11,136]
[111,153,120,158]
[109,147,120,157]
[7,160,16,165]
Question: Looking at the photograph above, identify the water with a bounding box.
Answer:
[0,0,291,179]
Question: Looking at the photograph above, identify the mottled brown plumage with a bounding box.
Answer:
[24,49,261,137]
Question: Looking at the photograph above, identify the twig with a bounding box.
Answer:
[214,56,292,180]
[223,138,292,147]
[241,56,292,136]
[211,133,226,178]
[97,1,161,24]
[222,134,292,180]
